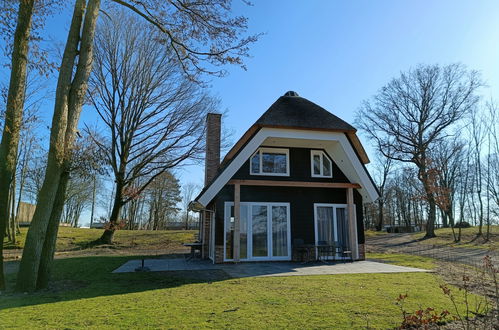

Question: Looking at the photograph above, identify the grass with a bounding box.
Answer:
[413,225,499,250]
[3,227,196,252]
[0,228,487,328]
[0,254,478,329]
[366,252,437,270]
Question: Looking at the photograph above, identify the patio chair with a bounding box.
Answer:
[292,238,311,262]
[339,245,353,262]
[317,241,335,262]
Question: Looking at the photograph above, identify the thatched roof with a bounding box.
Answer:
[254,92,356,132]
[222,91,368,165]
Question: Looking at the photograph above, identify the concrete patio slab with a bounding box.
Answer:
[113,258,430,277]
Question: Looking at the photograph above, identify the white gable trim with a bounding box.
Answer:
[197,128,379,207]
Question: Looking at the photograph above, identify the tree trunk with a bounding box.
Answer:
[425,197,437,238]
[16,0,101,292]
[418,161,437,239]
[10,176,17,244]
[440,209,448,228]
[36,171,69,290]
[5,184,12,242]
[0,0,35,291]
[15,142,29,234]
[99,181,124,244]
[376,198,384,231]
[90,175,96,227]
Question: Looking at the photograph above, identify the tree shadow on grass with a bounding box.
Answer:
[0,254,231,311]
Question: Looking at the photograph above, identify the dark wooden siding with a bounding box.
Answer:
[232,147,350,182]
[212,146,365,253]
[214,185,365,247]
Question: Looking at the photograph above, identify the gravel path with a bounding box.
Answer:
[366,233,498,268]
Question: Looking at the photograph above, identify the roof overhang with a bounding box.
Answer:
[195,127,379,208]
[222,125,369,166]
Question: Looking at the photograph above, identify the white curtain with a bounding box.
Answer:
[317,206,334,244]
[272,206,288,256]
[336,208,349,249]
[252,205,268,257]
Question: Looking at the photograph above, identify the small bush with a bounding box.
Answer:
[454,221,471,228]
[396,294,453,328]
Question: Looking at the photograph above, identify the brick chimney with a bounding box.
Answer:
[205,113,222,185]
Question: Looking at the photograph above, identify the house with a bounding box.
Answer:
[190,91,379,263]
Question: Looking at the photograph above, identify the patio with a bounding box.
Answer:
[113,258,430,277]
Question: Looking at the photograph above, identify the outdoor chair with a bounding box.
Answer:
[292,238,311,262]
[339,245,353,262]
[317,241,335,262]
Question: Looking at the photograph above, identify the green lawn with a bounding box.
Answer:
[0,229,487,328]
[3,227,196,252]
[413,226,499,250]
[0,253,483,329]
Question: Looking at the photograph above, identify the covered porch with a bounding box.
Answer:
[198,180,362,264]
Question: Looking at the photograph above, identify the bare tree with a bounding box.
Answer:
[62,175,94,227]
[357,64,481,238]
[88,12,218,243]
[0,0,36,292]
[371,153,393,231]
[17,0,101,293]
[182,182,200,230]
[17,0,257,292]
[430,137,465,240]
[146,172,181,230]
[0,0,62,291]
[467,109,487,236]
[484,101,499,239]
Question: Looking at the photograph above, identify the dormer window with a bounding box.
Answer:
[311,150,332,178]
[250,148,289,176]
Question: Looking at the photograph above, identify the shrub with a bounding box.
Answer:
[454,221,471,228]
[396,294,453,328]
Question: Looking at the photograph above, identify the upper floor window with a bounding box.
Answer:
[250,148,289,176]
[311,150,332,178]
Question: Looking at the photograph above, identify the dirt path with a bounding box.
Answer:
[366,233,498,268]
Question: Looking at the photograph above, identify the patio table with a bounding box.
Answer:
[316,244,337,262]
[183,242,202,260]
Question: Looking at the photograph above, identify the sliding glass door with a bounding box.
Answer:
[251,205,268,257]
[225,202,291,261]
[314,204,350,259]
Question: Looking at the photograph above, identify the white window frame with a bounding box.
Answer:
[311,150,333,178]
[250,147,290,176]
[313,203,355,260]
[209,212,215,262]
[223,201,291,262]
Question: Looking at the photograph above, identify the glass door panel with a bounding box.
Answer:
[225,202,290,261]
[315,204,350,259]
[251,205,268,257]
[316,206,335,244]
[336,207,349,251]
[225,204,234,260]
[271,206,288,257]
[224,204,249,260]
[240,205,248,259]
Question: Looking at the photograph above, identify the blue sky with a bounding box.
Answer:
[177,0,499,184]
[3,0,499,225]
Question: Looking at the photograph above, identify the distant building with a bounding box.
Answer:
[17,202,36,226]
